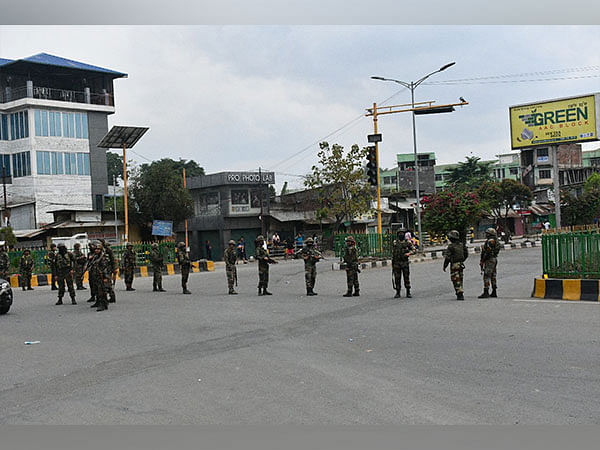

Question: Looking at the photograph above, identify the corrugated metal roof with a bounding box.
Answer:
[0,53,127,77]
[0,58,13,67]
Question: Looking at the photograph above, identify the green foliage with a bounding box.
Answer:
[107,151,126,182]
[584,172,600,193]
[561,191,600,226]
[169,158,205,177]
[422,190,485,241]
[446,156,492,190]
[0,226,17,247]
[104,196,124,212]
[304,142,373,230]
[130,159,196,236]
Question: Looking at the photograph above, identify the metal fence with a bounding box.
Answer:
[542,231,600,279]
[333,233,395,258]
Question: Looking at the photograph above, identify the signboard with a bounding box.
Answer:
[226,172,275,184]
[509,94,600,149]
[152,220,173,236]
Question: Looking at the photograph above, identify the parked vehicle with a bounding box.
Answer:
[51,233,89,253]
[0,278,13,315]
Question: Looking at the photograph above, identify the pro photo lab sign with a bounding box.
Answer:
[226,171,275,184]
[152,220,173,237]
[509,93,600,149]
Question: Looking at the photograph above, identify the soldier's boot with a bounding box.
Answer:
[152,283,158,292]
[228,288,237,295]
[263,288,273,295]
[312,289,318,296]
[258,287,264,296]
[55,298,63,305]
[96,303,108,312]
[71,295,77,305]
[456,292,464,301]
[158,283,166,292]
[352,288,360,297]
[182,285,191,294]
[478,288,489,299]
[394,289,401,298]
[406,288,412,298]
[307,288,315,296]
[27,286,34,290]
[343,290,352,297]
[86,296,95,303]
[22,286,26,291]
[90,302,100,308]
[490,288,497,298]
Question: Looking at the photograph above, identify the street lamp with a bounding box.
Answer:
[371,62,455,251]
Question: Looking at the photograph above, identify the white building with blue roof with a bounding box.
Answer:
[0,53,127,231]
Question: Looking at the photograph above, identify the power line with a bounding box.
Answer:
[425,73,600,86]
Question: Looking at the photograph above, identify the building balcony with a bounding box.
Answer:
[1,84,114,106]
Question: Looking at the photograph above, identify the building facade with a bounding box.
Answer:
[0,53,126,228]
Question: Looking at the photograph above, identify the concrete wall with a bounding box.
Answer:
[87,111,109,211]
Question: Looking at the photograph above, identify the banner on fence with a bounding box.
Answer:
[152,220,173,237]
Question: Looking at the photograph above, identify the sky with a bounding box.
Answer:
[1,25,600,190]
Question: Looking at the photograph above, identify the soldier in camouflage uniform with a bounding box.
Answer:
[86,242,97,303]
[224,240,238,295]
[55,243,76,305]
[150,243,166,292]
[478,227,501,298]
[73,243,87,290]
[0,242,10,281]
[392,229,415,298]
[48,243,58,290]
[255,235,277,295]
[88,241,112,312]
[443,230,469,301]
[19,249,34,291]
[300,237,322,296]
[176,242,192,294]
[100,239,117,303]
[343,236,360,297]
[121,242,136,291]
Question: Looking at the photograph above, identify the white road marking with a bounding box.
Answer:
[513,298,600,305]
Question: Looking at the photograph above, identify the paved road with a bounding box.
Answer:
[1,247,599,424]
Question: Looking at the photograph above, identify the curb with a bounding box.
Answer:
[8,260,215,288]
[532,277,600,301]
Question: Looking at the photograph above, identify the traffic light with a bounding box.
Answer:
[366,146,378,186]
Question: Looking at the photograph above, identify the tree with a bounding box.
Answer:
[304,142,373,231]
[129,159,195,238]
[107,151,125,182]
[0,226,17,247]
[562,190,600,226]
[170,158,205,177]
[422,190,485,242]
[280,181,289,196]
[584,172,600,193]
[478,179,532,242]
[446,156,492,190]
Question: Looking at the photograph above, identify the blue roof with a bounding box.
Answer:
[0,53,126,77]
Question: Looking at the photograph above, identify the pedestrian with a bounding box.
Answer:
[312,234,318,249]
[19,249,34,291]
[443,230,468,301]
[255,235,277,295]
[121,242,136,291]
[237,237,247,263]
[88,241,112,312]
[150,242,166,292]
[224,239,238,295]
[543,220,551,231]
[285,238,294,260]
[86,242,97,303]
[478,227,501,298]
[54,243,76,305]
[392,229,415,298]
[73,243,87,290]
[272,232,280,248]
[99,239,117,303]
[0,241,9,281]
[205,240,212,260]
[176,242,191,294]
[48,243,58,290]
[300,237,322,296]
[343,236,360,297]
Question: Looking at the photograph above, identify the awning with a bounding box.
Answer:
[14,228,47,238]
[529,204,552,216]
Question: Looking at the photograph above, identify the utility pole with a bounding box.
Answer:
[122,143,129,242]
[372,103,383,236]
[2,166,8,228]
[552,145,561,228]
[183,167,189,247]
[113,175,118,244]
[259,167,265,237]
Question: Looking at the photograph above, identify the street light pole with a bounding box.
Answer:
[371,62,455,252]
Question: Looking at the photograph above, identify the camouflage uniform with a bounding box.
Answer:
[86,243,97,302]
[88,246,112,311]
[343,238,360,297]
[150,244,165,292]
[73,244,87,290]
[224,241,238,294]
[300,238,321,295]
[19,252,34,290]
[392,236,415,298]
[0,247,10,281]
[177,243,191,294]
[121,244,136,291]
[48,246,58,290]
[479,228,502,298]
[55,245,76,305]
[255,241,270,295]
[100,240,117,303]
[443,231,468,300]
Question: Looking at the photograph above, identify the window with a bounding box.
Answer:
[64,152,72,174]
[51,152,63,174]
[1,115,8,140]
[0,155,10,176]
[37,151,51,175]
[82,113,88,139]
[509,167,519,175]
[539,169,552,179]
[69,114,75,138]
[75,113,82,138]
[435,174,443,181]
[62,112,69,137]
[231,189,249,205]
[383,176,391,185]
[537,148,549,157]
[12,152,31,177]
[41,110,48,137]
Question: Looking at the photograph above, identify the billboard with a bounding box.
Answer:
[509,94,599,149]
[151,220,173,236]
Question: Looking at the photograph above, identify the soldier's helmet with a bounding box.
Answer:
[93,240,103,250]
[305,237,314,245]
[228,240,236,245]
[345,235,355,244]
[178,242,186,248]
[126,242,133,248]
[447,230,460,241]
[57,243,66,249]
[256,235,264,242]
[152,242,159,248]
[485,227,497,237]
[74,243,80,249]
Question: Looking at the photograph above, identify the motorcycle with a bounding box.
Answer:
[0,278,13,315]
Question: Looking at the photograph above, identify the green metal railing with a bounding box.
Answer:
[333,233,395,258]
[542,230,600,279]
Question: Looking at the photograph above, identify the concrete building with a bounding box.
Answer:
[184,171,275,260]
[0,53,126,229]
